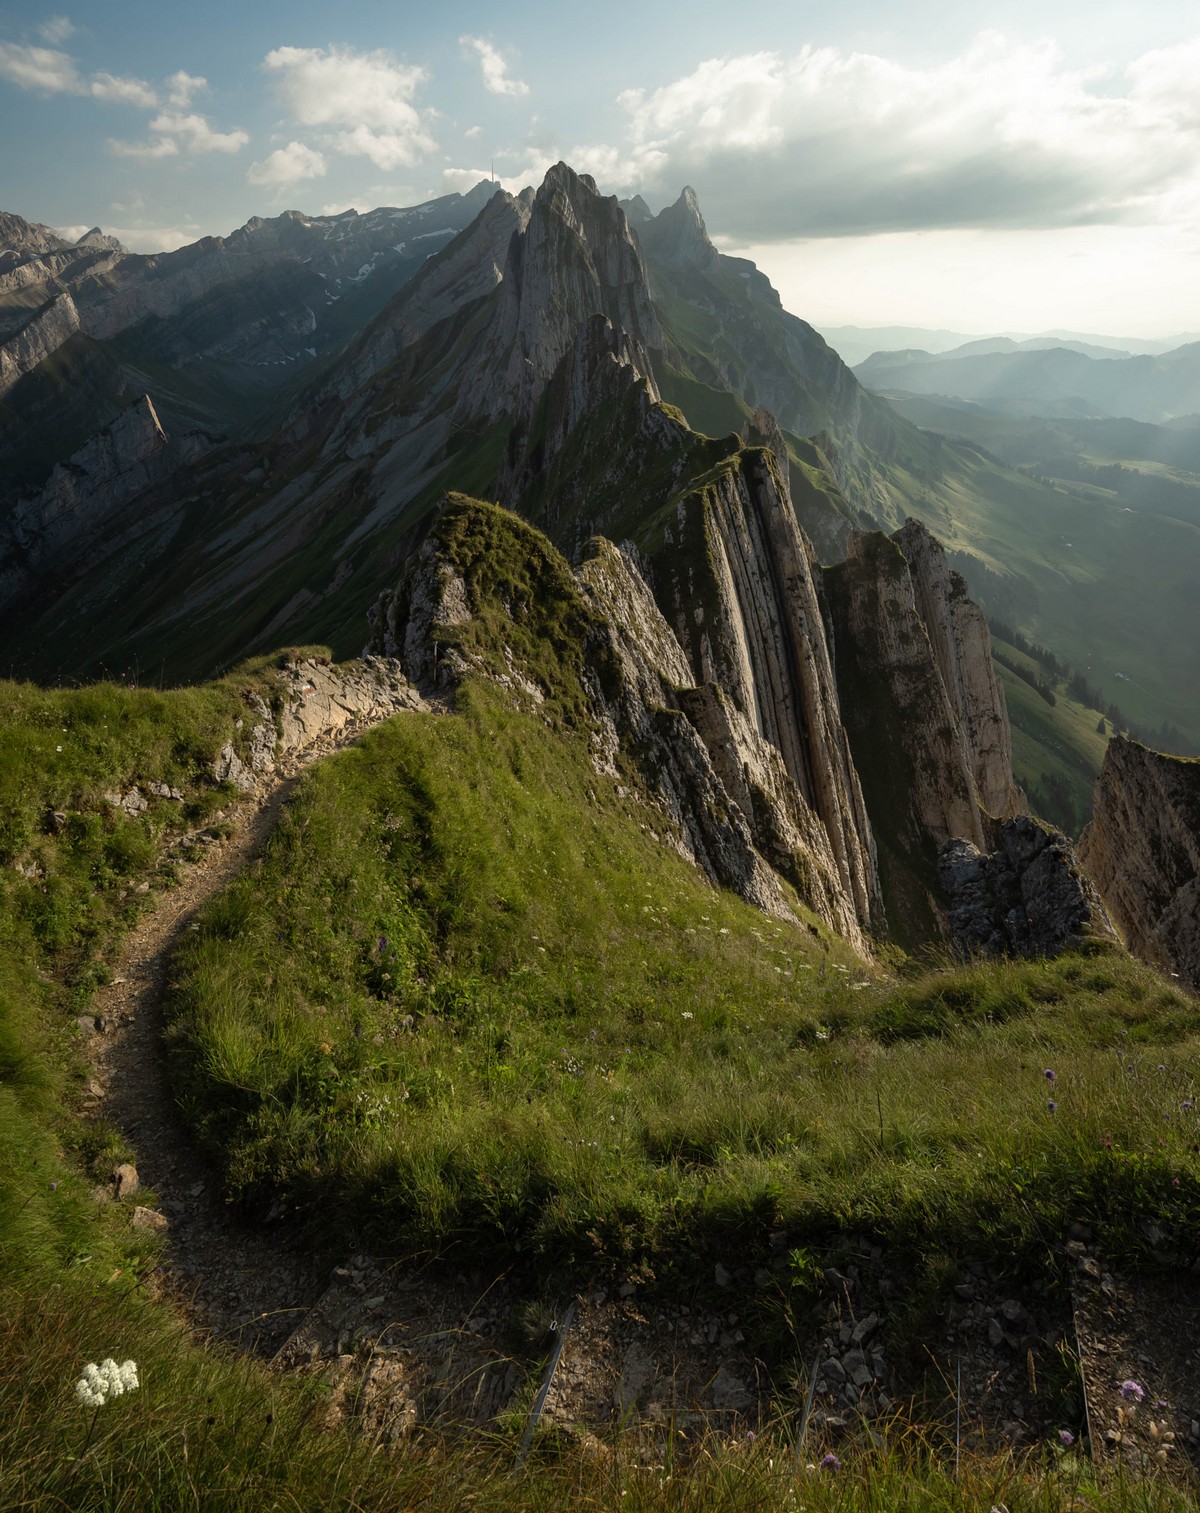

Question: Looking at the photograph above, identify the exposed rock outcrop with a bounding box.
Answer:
[893,518,1023,822]
[0,290,81,397]
[940,816,1117,959]
[824,523,1023,941]
[367,499,871,947]
[1078,738,1200,990]
[211,656,425,791]
[657,447,884,938]
[457,164,663,422]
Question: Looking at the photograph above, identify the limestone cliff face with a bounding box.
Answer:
[1078,738,1200,990]
[497,313,665,539]
[0,291,81,397]
[824,523,1022,940]
[0,395,213,611]
[655,448,884,937]
[458,164,662,422]
[366,502,872,950]
[892,519,1022,821]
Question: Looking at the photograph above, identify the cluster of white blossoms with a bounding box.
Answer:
[75,1358,139,1408]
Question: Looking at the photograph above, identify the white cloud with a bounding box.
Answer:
[608,33,1200,240]
[166,70,206,109]
[460,37,529,99]
[107,136,179,160]
[90,72,159,108]
[107,223,201,254]
[248,139,327,186]
[53,222,90,241]
[320,201,358,216]
[38,16,76,45]
[262,44,436,169]
[149,110,249,154]
[0,44,161,107]
[0,41,81,93]
[464,124,482,140]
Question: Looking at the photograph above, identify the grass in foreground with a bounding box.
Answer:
[169,680,1200,1301]
[3,659,1199,1508]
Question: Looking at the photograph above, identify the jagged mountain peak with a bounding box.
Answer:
[457,161,662,421]
[75,226,126,253]
[0,211,73,257]
[639,184,718,270]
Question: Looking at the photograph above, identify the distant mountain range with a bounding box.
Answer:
[824,324,1200,367]
[854,339,1200,423]
[0,182,500,497]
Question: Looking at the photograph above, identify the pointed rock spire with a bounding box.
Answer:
[639,185,718,270]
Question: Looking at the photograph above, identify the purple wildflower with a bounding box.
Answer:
[1044,1068,1056,1082]
[1120,1380,1145,1403]
[821,1452,841,1472]
[1183,1100,1194,1112]
[50,1181,58,1190]
[1047,1100,1058,1113]
[1058,1429,1075,1447]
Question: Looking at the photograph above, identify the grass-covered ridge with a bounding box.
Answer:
[169,674,1200,1299]
[4,653,1200,1507]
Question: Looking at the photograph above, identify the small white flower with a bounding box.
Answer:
[681,1011,694,1020]
[75,1358,138,1407]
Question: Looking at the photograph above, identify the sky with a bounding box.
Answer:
[1,0,1198,337]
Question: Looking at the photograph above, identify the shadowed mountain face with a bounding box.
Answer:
[0,183,500,497]
[1,164,888,681]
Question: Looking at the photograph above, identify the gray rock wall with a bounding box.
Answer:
[1078,738,1200,990]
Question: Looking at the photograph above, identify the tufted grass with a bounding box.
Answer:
[1,655,1198,1506]
[168,677,1200,1300]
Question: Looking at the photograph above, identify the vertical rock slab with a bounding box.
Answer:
[893,519,1023,821]
[824,530,993,941]
[656,447,884,937]
[1078,738,1200,990]
[458,163,662,422]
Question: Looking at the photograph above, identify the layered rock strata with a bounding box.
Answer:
[1078,739,1200,990]
[457,164,663,422]
[656,448,884,937]
[824,521,1024,941]
[893,519,1022,822]
[368,500,873,950]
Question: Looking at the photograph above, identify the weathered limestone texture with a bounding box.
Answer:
[1078,738,1200,990]
[940,816,1118,959]
[211,657,425,791]
[823,522,1023,942]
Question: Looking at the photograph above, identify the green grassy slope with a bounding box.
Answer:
[4,642,1200,1506]
[172,675,1200,1285]
[993,636,1110,835]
